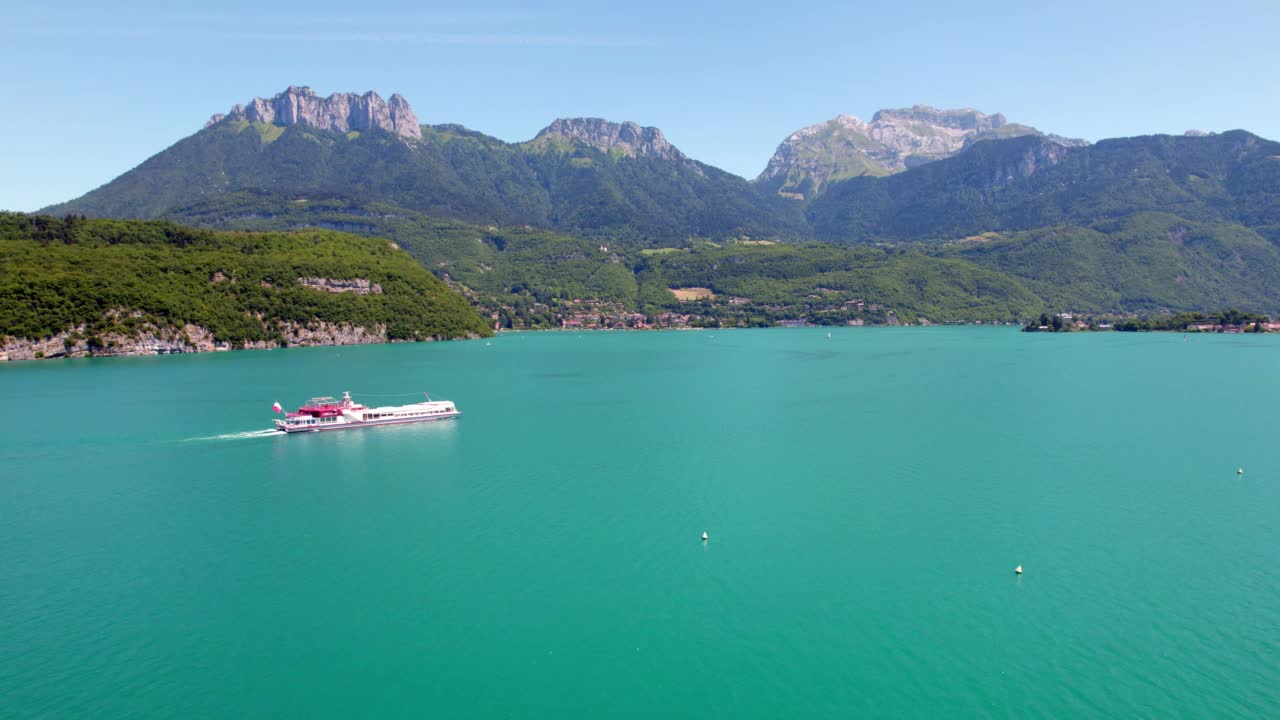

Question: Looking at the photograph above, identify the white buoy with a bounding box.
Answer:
[701,531,709,542]
[1238,467,1244,475]
[1014,565,1023,575]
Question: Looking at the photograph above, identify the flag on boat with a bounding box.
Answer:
[272,401,282,413]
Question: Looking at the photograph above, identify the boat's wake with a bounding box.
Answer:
[186,429,280,442]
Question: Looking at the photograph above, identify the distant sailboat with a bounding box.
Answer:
[826,332,831,339]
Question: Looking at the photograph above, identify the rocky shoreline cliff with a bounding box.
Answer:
[0,321,470,362]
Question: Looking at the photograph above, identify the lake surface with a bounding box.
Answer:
[2,328,1278,718]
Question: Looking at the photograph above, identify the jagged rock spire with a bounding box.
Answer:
[206,85,421,140]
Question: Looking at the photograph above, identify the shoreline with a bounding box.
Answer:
[0,322,481,363]
[0,321,1150,364]
[6,321,1276,364]
[14,311,1278,364]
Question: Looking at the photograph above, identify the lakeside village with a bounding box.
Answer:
[1023,309,1276,333]
[486,293,1276,334]
[485,289,938,331]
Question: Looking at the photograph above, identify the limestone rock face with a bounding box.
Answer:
[207,86,421,140]
[297,277,383,295]
[868,106,1007,163]
[537,118,684,161]
[757,105,1086,199]
[872,106,1007,133]
[0,320,398,361]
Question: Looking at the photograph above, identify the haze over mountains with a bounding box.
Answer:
[38,85,1280,318]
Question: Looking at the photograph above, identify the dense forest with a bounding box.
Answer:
[806,131,1280,243]
[0,213,492,349]
[146,193,1047,325]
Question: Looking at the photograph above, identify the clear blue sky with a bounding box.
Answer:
[5,0,1279,211]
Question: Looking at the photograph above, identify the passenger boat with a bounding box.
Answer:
[273,391,459,433]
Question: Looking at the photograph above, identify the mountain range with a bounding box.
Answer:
[46,86,808,243]
[35,86,1280,320]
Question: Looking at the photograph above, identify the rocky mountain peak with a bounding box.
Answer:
[870,105,1007,133]
[205,86,422,140]
[782,115,867,144]
[537,118,684,160]
[757,104,1081,200]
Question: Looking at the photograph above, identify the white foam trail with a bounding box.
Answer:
[187,429,280,442]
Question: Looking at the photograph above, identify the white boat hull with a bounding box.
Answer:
[273,393,461,433]
[275,411,460,433]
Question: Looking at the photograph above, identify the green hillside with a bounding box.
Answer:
[156,193,1043,325]
[157,188,1280,323]
[0,213,492,347]
[42,121,544,225]
[807,131,1280,243]
[44,120,806,244]
[643,242,1044,324]
[162,192,639,308]
[792,131,1280,315]
[520,139,808,243]
[949,213,1280,314]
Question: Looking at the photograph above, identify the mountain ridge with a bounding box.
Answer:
[205,85,421,140]
[534,118,686,162]
[806,129,1280,243]
[754,105,1088,200]
[42,90,807,243]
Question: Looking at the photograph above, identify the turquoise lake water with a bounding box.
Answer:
[2,328,1278,718]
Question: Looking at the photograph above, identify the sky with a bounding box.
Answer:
[4,0,1279,211]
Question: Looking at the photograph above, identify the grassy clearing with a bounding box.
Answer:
[670,287,715,301]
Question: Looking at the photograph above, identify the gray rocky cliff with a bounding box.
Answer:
[536,118,685,161]
[0,321,424,362]
[757,105,1086,200]
[984,138,1069,189]
[870,105,1007,133]
[206,86,422,140]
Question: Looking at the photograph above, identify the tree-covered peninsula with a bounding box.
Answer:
[0,213,492,360]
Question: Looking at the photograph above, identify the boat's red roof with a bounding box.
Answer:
[284,394,365,418]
